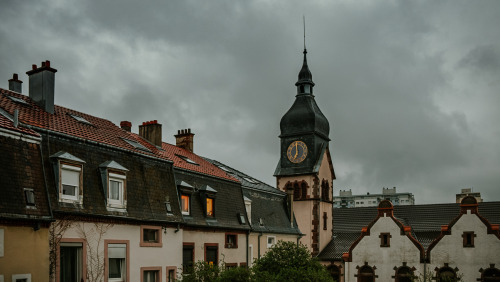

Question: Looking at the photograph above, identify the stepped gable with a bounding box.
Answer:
[318,202,500,261]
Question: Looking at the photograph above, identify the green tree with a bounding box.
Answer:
[252,240,333,282]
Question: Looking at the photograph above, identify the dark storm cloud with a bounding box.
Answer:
[1,0,499,204]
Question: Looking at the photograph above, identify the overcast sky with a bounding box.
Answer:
[1,0,499,204]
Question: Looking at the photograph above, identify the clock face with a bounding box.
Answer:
[287,141,308,163]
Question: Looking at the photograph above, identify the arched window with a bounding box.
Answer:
[436,265,458,282]
[327,264,341,282]
[301,182,308,199]
[480,265,500,281]
[356,264,376,282]
[321,180,330,201]
[394,265,414,282]
[293,182,300,200]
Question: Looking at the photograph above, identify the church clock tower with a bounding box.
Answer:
[274,47,335,256]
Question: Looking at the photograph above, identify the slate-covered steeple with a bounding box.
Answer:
[275,48,331,176]
[295,49,315,94]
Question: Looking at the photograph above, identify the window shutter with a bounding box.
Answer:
[108,244,126,258]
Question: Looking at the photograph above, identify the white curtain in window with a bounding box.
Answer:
[108,244,126,280]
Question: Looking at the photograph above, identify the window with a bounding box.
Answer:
[323,212,328,230]
[205,244,218,265]
[206,198,214,217]
[24,188,35,206]
[69,113,92,125]
[327,265,341,282]
[141,226,162,247]
[238,213,246,225]
[436,265,458,282]
[225,263,237,270]
[60,164,82,202]
[182,243,194,273]
[356,264,376,282]
[11,274,31,282]
[462,231,475,247]
[108,173,126,209]
[176,154,198,165]
[165,201,173,214]
[141,267,161,282]
[394,264,415,282]
[480,265,500,282]
[267,236,276,248]
[181,195,190,215]
[122,138,151,152]
[225,233,238,248]
[106,241,129,282]
[166,267,177,282]
[60,242,84,282]
[380,233,391,247]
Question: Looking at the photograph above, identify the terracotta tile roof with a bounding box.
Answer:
[0,112,39,137]
[160,143,239,182]
[0,88,238,182]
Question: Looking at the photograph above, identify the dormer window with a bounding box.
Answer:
[178,181,194,216]
[51,151,85,205]
[99,160,128,211]
[200,185,217,218]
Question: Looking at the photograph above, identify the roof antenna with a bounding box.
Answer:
[303,15,306,50]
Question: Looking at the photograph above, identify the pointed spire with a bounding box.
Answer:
[297,49,313,83]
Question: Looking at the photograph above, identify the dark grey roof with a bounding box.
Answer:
[318,202,500,261]
[175,169,250,231]
[204,158,301,235]
[204,158,284,195]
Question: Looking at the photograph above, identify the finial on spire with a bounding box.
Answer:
[303,15,306,51]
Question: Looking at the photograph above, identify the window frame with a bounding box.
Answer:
[57,238,87,282]
[60,163,83,203]
[462,231,476,248]
[181,194,190,215]
[267,236,276,248]
[24,188,36,207]
[225,233,238,249]
[165,266,177,282]
[204,243,219,266]
[104,240,130,282]
[380,232,391,247]
[107,172,127,209]
[140,225,163,247]
[206,197,215,217]
[182,243,195,273]
[140,266,162,282]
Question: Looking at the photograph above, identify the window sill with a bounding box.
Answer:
[140,241,163,247]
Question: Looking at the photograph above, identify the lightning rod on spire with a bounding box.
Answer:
[303,15,306,50]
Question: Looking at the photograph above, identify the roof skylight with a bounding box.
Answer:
[7,95,30,106]
[244,177,258,184]
[69,114,92,125]
[122,138,151,152]
[176,154,198,165]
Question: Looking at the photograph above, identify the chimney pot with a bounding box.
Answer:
[8,73,23,93]
[139,120,162,146]
[175,128,195,153]
[32,64,37,70]
[120,121,132,132]
[41,61,46,67]
[46,60,50,67]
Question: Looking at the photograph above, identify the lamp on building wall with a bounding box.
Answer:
[162,226,167,234]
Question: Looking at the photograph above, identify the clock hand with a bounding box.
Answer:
[294,143,298,158]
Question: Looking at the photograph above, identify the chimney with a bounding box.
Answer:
[26,60,57,114]
[139,120,162,146]
[8,73,23,93]
[120,121,132,132]
[175,128,195,153]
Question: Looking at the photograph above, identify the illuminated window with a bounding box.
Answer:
[206,198,214,217]
[181,195,190,215]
